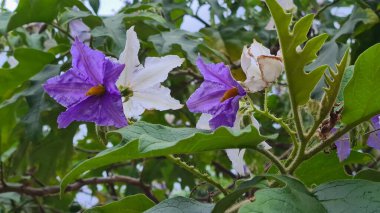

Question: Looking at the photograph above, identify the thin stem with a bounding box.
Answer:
[315,0,341,18]
[264,88,269,112]
[286,138,307,174]
[166,155,228,195]
[48,23,75,41]
[254,148,287,174]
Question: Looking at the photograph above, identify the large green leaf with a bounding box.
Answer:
[61,122,268,193]
[0,48,55,99]
[85,194,154,213]
[313,179,380,212]
[145,196,214,213]
[294,151,373,187]
[265,0,328,106]
[212,176,265,213]
[238,176,326,213]
[7,0,60,31]
[341,43,380,126]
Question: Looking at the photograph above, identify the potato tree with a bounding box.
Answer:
[0,0,380,212]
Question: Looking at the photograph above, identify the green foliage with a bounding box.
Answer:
[342,43,380,126]
[314,180,380,212]
[61,121,268,193]
[85,194,155,213]
[265,0,328,106]
[239,176,326,213]
[145,196,214,213]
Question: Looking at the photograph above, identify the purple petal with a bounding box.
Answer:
[69,19,91,42]
[57,92,127,128]
[197,57,240,89]
[371,115,380,129]
[209,96,240,129]
[335,138,351,162]
[103,59,125,90]
[71,39,105,85]
[368,133,380,150]
[186,81,228,114]
[43,69,93,108]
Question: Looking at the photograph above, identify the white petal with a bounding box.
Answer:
[226,149,250,176]
[130,55,184,90]
[277,0,296,10]
[117,26,141,87]
[240,46,251,74]
[265,18,276,31]
[196,113,212,130]
[132,85,183,112]
[123,97,145,119]
[257,56,284,83]
[250,40,271,58]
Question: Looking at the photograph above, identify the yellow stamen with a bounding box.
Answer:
[220,87,239,102]
[86,85,105,96]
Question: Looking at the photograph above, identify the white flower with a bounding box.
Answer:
[196,112,270,176]
[240,40,284,93]
[265,0,297,31]
[117,26,184,118]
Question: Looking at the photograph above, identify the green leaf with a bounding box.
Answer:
[0,48,55,99]
[313,179,380,212]
[91,14,127,56]
[149,30,202,64]
[145,196,214,213]
[89,0,100,14]
[7,0,60,31]
[354,169,380,182]
[239,176,326,213]
[341,43,380,126]
[0,11,12,35]
[307,8,379,71]
[318,49,349,122]
[60,121,268,194]
[337,65,354,102]
[212,177,265,213]
[265,0,328,106]
[84,194,155,213]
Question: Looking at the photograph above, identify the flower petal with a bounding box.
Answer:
[257,55,284,83]
[130,55,184,90]
[43,68,93,108]
[196,57,237,88]
[71,38,105,85]
[226,149,250,176]
[335,139,351,162]
[209,96,240,129]
[58,93,127,128]
[186,81,227,114]
[371,115,380,129]
[368,133,380,150]
[277,0,296,10]
[250,40,271,58]
[117,26,141,87]
[196,113,212,130]
[265,18,276,30]
[123,96,145,119]
[131,85,183,112]
[103,59,125,90]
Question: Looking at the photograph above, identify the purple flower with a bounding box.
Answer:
[368,116,380,150]
[335,139,351,162]
[186,57,246,129]
[43,39,127,128]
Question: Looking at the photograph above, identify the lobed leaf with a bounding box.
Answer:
[265,0,328,106]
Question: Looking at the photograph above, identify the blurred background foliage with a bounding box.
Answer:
[0,0,379,211]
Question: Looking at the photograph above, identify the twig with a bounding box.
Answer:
[0,175,158,203]
[212,161,237,179]
[48,23,75,41]
[254,148,287,174]
[166,155,228,195]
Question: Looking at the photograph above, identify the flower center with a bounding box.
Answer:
[220,87,239,102]
[86,85,105,96]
